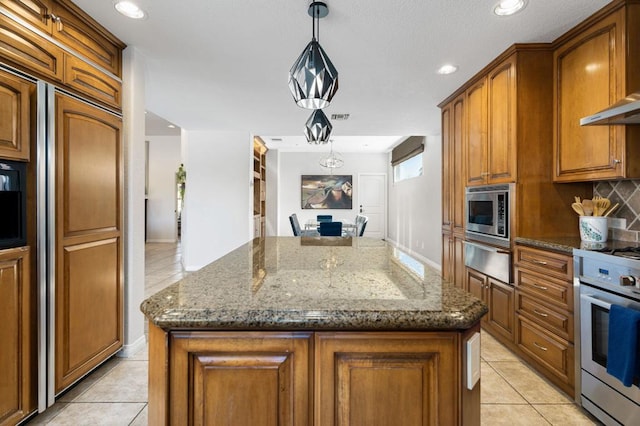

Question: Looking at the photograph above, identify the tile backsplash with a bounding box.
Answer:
[594,180,640,242]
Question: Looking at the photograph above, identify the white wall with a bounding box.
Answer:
[120,47,147,357]
[181,130,252,270]
[265,149,278,236]
[146,135,181,242]
[387,134,442,269]
[275,151,388,235]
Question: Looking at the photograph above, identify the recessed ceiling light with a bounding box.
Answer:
[167,124,176,129]
[114,1,146,19]
[494,0,527,16]
[437,64,458,75]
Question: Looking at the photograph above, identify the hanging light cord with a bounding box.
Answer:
[311,3,320,42]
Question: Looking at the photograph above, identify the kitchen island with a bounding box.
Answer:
[141,237,487,425]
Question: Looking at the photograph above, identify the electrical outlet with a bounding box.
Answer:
[607,217,626,230]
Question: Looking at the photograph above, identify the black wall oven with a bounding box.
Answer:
[0,159,27,250]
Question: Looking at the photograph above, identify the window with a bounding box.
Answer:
[393,153,423,182]
[391,136,425,183]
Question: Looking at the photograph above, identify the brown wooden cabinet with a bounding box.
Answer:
[465,78,488,186]
[0,246,35,426]
[54,93,123,393]
[553,0,640,182]
[0,70,35,161]
[466,267,514,342]
[149,324,481,426]
[0,0,52,33]
[63,54,121,109]
[514,244,575,396]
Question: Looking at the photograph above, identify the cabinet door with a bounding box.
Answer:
[441,231,452,281]
[553,9,625,181]
[452,95,466,232]
[465,78,487,186]
[487,57,516,183]
[0,0,53,33]
[466,267,486,324]
[453,234,466,290]
[169,331,312,426]
[0,247,34,425]
[0,16,63,80]
[51,3,122,76]
[486,278,514,341]
[54,93,123,393]
[0,70,34,161]
[64,54,121,109]
[315,332,460,426]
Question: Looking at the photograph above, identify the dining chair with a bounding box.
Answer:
[289,214,302,236]
[358,218,368,236]
[317,214,333,222]
[319,221,342,236]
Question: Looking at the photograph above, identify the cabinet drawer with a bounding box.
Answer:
[514,268,573,312]
[516,315,573,384]
[0,16,63,80]
[64,55,121,108]
[516,291,573,341]
[514,246,572,281]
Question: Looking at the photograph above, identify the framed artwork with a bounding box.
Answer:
[301,175,353,209]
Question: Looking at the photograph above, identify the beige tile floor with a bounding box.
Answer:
[26,242,601,425]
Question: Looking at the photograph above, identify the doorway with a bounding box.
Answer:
[357,173,387,239]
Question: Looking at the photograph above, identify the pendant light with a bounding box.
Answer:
[288,1,339,110]
[304,109,333,144]
[319,140,343,170]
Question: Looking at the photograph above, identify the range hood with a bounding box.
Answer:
[580,93,640,125]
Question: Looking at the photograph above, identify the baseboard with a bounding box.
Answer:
[145,239,177,243]
[386,238,441,273]
[117,335,147,358]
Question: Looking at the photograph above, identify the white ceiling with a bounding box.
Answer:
[73,0,610,153]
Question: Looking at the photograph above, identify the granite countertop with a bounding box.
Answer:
[141,237,487,331]
[516,236,640,255]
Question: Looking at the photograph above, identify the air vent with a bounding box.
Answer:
[331,113,350,120]
[270,138,283,142]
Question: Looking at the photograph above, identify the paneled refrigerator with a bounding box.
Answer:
[0,64,123,417]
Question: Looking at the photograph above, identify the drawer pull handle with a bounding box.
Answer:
[532,284,548,291]
[533,342,548,351]
[532,260,548,265]
[533,309,548,317]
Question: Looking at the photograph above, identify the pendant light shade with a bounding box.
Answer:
[288,1,339,109]
[319,140,344,170]
[304,109,333,144]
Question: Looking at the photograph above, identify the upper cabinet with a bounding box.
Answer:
[553,1,640,182]
[465,77,489,186]
[0,0,125,109]
[0,70,35,161]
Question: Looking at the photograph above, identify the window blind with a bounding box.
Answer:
[391,136,425,166]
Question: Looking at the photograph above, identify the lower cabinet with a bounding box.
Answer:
[0,246,35,426]
[466,267,515,342]
[149,324,481,426]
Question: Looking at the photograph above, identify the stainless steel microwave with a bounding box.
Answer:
[465,184,511,246]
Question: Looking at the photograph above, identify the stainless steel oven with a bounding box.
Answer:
[574,248,640,425]
[465,184,511,248]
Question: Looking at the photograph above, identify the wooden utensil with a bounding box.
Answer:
[603,203,619,217]
[582,199,594,216]
[594,197,611,216]
[571,202,585,216]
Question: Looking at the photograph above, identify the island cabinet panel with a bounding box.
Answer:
[0,69,34,161]
[167,331,312,426]
[0,246,35,426]
[553,1,640,182]
[314,332,461,426]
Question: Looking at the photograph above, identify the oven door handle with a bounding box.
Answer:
[580,293,612,310]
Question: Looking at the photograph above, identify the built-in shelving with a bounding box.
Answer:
[253,137,267,238]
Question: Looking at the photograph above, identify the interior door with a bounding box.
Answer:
[53,92,123,393]
[357,173,386,239]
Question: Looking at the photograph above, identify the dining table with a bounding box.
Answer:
[304,219,358,235]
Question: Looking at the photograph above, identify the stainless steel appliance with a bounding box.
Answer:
[580,93,640,125]
[465,184,511,248]
[574,247,640,425]
[464,240,511,284]
[0,159,26,249]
